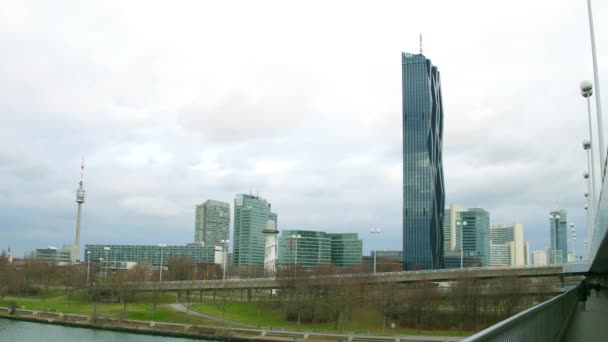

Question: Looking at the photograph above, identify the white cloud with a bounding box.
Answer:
[1,0,607,257]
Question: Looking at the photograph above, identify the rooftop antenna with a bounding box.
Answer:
[419,33,423,54]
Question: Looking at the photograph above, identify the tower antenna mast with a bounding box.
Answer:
[73,156,86,264]
[419,33,423,54]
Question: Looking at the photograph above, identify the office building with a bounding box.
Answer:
[443,204,463,253]
[460,208,490,267]
[233,194,278,267]
[402,52,445,270]
[35,246,73,264]
[533,250,548,266]
[278,230,331,267]
[549,208,568,264]
[327,233,363,267]
[489,224,530,267]
[277,230,363,268]
[194,200,230,248]
[85,244,215,268]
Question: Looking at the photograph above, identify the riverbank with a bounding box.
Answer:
[0,307,463,342]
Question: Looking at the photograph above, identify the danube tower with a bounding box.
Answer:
[72,157,86,263]
[402,46,445,270]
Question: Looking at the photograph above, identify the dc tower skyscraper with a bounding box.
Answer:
[402,51,445,270]
[72,157,85,264]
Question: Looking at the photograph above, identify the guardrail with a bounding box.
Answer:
[462,286,578,341]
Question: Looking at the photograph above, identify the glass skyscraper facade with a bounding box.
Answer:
[278,230,331,267]
[402,52,445,270]
[460,208,491,267]
[549,208,567,264]
[327,233,363,267]
[84,244,215,266]
[233,194,278,267]
[194,200,230,248]
[277,230,362,268]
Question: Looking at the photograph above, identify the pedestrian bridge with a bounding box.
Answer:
[463,169,608,340]
[130,264,579,293]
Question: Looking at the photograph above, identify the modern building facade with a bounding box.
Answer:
[84,244,215,267]
[533,250,548,266]
[194,200,230,248]
[460,208,490,267]
[233,194,278,267]
[402,52,445,270]
[489,224,530,267]
[327,233,363,267]
[35,246,73,264]
[277,230,363,268]
[443,204,462,253]
[278,230,331,267]
[549,208,568,264]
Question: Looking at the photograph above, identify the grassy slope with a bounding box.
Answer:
[189,302,470,336]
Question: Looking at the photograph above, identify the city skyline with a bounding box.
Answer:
[1,1,605,259]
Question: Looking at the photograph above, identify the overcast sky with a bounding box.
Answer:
[1,0,607,259]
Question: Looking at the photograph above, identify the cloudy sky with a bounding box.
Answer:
[1,0,607,259]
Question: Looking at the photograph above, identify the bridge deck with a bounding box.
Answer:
[563,287,607,341]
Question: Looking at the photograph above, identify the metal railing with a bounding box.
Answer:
[463,286,578,342]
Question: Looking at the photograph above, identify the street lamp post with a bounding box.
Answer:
[99,258,104,284]
[370,228,381,274]
[220,240,229,282]
[584,240,588,260]
[291,234,302,277]
[103,246,110,281]
[580,85,598,216]
[582,0,605,174]
[456,221,467,269]
[86,250,91,286]
[158,243,167,283]
[571,223,577,262]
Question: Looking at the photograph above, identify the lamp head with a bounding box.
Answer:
[583,140,591,149]
[580,80,593,93]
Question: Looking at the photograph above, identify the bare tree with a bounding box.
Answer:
[214,281,234,326]
[400,281,442,334]
[167,256,195,281]
[373,281,400,332]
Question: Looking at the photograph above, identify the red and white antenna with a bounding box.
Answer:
[419,33,423,54]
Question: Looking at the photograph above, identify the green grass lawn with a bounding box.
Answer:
[0,294,217,326]
[189,301,470,336]
[1,293,470,336]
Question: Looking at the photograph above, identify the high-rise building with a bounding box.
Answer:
[489,223,530,267]
[549,208,568,264]
[233,194,277,267]
[194,200,230,248]
[443,204,463,253]
[402,52,445,270]
[460,208,490,267]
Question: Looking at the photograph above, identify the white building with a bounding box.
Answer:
[532,250,548,266]
[490,224,530,267]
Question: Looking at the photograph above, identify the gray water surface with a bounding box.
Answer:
[0,318,214,342]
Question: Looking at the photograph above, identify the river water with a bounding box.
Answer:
[0,318,214,341]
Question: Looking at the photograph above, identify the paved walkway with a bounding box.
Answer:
[563,287,606,341]
[166,303,255,328]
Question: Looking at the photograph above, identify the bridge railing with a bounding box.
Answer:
[462,286,578,342]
